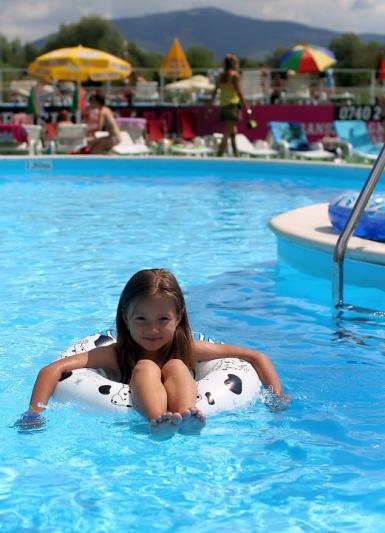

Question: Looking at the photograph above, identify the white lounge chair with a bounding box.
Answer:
[133,81,160,105]
[209,133,277,158]
[236,134,277,158]
[283,74,312,104]
[23,125,43,154]
[113,131,150,155]
[169,135,213,156]
[55,123,88,153]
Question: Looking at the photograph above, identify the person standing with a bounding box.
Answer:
[211,53,251,157]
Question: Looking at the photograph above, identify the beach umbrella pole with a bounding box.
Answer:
[76,80,81,124]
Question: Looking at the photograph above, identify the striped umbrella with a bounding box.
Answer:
[279,44,336,73]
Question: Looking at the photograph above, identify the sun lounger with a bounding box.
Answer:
[268,121,334,160]
[236,134,277,158]
[23,125,43,154]
[112,131,150,155]
[55,123,88,154]
[170,139,213,157]
[133,81,160,105]
[333,120,382,161]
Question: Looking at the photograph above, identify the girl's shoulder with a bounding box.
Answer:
[229,69,240,79]
[87,342,119,369]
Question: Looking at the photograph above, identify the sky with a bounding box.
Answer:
[1,0,385,43]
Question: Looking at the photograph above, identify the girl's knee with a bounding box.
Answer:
[162,358,190,378]
[131,359,161,378]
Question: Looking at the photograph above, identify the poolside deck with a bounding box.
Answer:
[269,203,385,266]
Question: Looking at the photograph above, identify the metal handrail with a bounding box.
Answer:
[332,143,385,308]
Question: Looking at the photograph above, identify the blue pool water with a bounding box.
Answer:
[2,158,385,532]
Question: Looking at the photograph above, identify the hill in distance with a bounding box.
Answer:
[35,8,385,59]
[110,7,385,59]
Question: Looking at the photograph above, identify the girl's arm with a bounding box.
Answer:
[192,341,282,395]
[28,344,118,413]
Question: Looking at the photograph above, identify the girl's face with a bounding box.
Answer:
[127,294,180,356]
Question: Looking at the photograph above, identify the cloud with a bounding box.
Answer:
[351,0,377,9]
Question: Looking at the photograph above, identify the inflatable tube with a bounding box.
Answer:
[328,191,385,242]
[53,331,262,416]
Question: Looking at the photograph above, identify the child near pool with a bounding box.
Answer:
[23,269,284,439]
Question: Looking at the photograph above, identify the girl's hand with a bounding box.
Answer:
[261,388,291,411]
[14,409,46,431]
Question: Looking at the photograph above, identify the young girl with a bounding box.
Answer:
[23,269,283,439]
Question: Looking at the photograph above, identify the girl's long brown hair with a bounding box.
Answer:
[116,268,193,383]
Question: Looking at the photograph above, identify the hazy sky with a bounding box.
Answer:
[1,0,385,42]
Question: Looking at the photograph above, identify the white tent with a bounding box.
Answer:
[166,75,214,91]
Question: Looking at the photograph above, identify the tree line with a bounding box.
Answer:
[1,15,384,79]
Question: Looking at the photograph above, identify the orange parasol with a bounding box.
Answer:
[160,38,192,79]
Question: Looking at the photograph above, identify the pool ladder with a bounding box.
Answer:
[332,143,385,315]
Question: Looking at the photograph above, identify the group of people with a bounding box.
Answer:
[28,55,337,158]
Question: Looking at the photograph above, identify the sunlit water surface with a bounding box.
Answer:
[1,159,385,532]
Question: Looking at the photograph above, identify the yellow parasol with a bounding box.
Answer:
[160,38,192,79]
[28,45,132,120]
[28,45,131,81]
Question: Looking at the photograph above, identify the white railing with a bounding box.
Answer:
[0,67,381,107]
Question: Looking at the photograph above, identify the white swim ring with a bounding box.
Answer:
[53,331,262,416]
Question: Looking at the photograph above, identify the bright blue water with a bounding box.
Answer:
[2,159,385,532]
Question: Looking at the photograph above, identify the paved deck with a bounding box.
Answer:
[269,203,385,266]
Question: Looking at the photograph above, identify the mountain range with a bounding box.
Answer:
[109,8,385,59]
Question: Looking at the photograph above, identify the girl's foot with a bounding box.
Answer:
[179,408,206,435]
[149,411,182,440]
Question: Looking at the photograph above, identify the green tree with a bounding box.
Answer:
[125,42,162,70]
[43,16,125,56]
[262,47,288,69]
[329,33,381,86]
[185,45,215,71]
[239,57,259,69]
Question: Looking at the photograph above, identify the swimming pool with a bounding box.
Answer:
[2,157,385,531]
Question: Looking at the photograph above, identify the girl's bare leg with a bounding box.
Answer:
[88,136,114,154]
[162,359,206,434]
[130,359,181,439]
[217,133,228,156]
[230,126,239,157]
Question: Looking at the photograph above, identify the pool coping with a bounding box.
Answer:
[0,154,372,168]
[269,203,385,266]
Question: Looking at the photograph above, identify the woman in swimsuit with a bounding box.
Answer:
[88,93,121,154]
